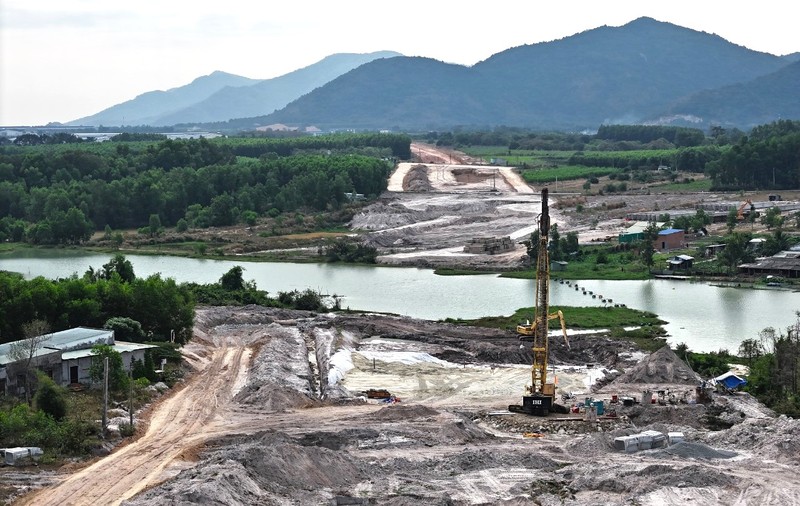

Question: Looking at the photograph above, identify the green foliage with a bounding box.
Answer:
[0,257,194,346]
[175,218,189,232]
[761,206,784,230]
[718,232,754,274]
[596,125,705,147]
[0,134,400,240]
[277,289,328,312]
[707,120,800,190]
[685,350,733,378]
[104,317,145,343]
[452,305,665,338]
[521,166,616,183]
[33,373,67,421]
[324,239,378,263]
[89,344,129,392]
[742,319,800,417]
[220,266,246,291]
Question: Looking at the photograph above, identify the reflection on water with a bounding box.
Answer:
[1,250,798,353]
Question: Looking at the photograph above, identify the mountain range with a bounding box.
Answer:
[71,18,800,131]
[70,51,402,127]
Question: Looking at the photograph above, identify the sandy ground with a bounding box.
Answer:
[360,143,800,270]
[16,306,800,505]
[359,144,633,269]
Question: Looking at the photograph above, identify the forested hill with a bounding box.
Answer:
[254,17,792,131]
[0,133,410,245]
[664,60,800,127]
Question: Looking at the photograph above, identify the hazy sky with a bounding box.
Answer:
[1,0,797,126]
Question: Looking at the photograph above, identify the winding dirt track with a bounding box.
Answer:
[18,335,253,506]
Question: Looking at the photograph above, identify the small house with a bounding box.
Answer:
[748,238,766,252]
[667,254,694,271]
[618,221,664,244]
[704,244,726,258]
[654,228,685,251]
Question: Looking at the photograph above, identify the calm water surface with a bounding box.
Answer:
[1,250,798,353]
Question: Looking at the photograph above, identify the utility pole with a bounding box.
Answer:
[129,361,134,429]
[102,356,109,439]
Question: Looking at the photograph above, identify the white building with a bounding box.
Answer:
[0,327,156,396]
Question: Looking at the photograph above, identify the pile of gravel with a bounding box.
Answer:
[612,346,700,385]
[654,441,737,459]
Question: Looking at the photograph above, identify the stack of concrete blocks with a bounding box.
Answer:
[463,236,515,255]
[613,430,668,452]
[667,432,685,445]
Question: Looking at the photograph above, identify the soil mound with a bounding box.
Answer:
[612,345,700,385]
[370,404,440,421]
[403,164,432,191]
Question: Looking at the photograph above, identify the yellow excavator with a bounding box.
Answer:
[736,199,756,221]
[510,188,570,416]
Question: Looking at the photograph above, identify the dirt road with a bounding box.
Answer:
[18,321,256,506]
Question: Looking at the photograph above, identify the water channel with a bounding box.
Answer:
[1,249,798,353]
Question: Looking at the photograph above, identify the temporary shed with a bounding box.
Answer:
[668,254,694,270]
[714,372,747,390]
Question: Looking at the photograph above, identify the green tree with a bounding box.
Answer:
[89,344,129,392]
[220,266,246,291]
[763,229,791,257]
[175,218,189,233]
[9,320,51,405]
[762,207,784,230]
[104,317,145,343]
[549,224,562,261]
[639,241,655,270]
[241,210,258,226]
[738,338,764,367]
[148,214,162,237]
[100,254,136,283]
[34,372,67,421]
[719,233,752,274]
[726,208,738,234]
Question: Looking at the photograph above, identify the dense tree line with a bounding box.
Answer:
[0,256,194,344]
[228,133,412,159]
[0,256,348,346]
[740,317,800,417]
[595,125,706,147]
[706,120,800,190]
[0,134,403,244]
[425,122,797,188]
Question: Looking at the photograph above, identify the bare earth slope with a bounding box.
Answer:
[21,306,800,505]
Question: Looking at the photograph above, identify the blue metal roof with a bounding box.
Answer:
[658,228,684,235]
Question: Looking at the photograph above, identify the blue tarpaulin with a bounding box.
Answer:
[714,372,747,390]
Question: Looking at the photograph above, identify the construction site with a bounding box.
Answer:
[10,147,800,505]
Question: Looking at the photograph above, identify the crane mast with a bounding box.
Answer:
[510,187,568,416]
[530,187,551,397]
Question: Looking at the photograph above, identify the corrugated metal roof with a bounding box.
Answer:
[61,341,157,361]
[0,327,113,366]
[621,222,665,235]
[658,228,684,235]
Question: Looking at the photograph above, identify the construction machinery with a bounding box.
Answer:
[509,188,569,416]
[736,199,755,221]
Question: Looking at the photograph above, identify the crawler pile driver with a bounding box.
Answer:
[510,188,569,416]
